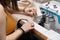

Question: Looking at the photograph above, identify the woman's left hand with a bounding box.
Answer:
[21,21,34,33]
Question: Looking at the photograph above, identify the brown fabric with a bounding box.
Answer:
[5,10,16,35]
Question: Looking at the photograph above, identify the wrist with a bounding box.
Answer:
[19,27,25,34]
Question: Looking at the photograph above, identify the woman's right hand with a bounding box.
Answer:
[21,21,34,33]
[24,7,37,17]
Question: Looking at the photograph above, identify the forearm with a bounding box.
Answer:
[0,4,6,40]
[6,29,23,40]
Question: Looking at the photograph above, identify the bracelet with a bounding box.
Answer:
[20,27,25,34]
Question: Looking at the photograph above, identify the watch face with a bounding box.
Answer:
[22,20,28,23]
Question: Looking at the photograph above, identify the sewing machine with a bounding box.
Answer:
[40,1,60,29]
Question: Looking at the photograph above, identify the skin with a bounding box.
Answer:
[23,0,37,17]
[0,4,6,40]
[6,21,34,40]
[25,7,37,17]
[0,0,36,40]
[0,4,34,40]
[18,0,37,17]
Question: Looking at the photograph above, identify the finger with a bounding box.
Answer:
[30,27,34,30]
[29,10,32,12]
[31,23,34,27]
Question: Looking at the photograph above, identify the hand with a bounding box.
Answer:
[25,7,37,17]
[21,21,34,33]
